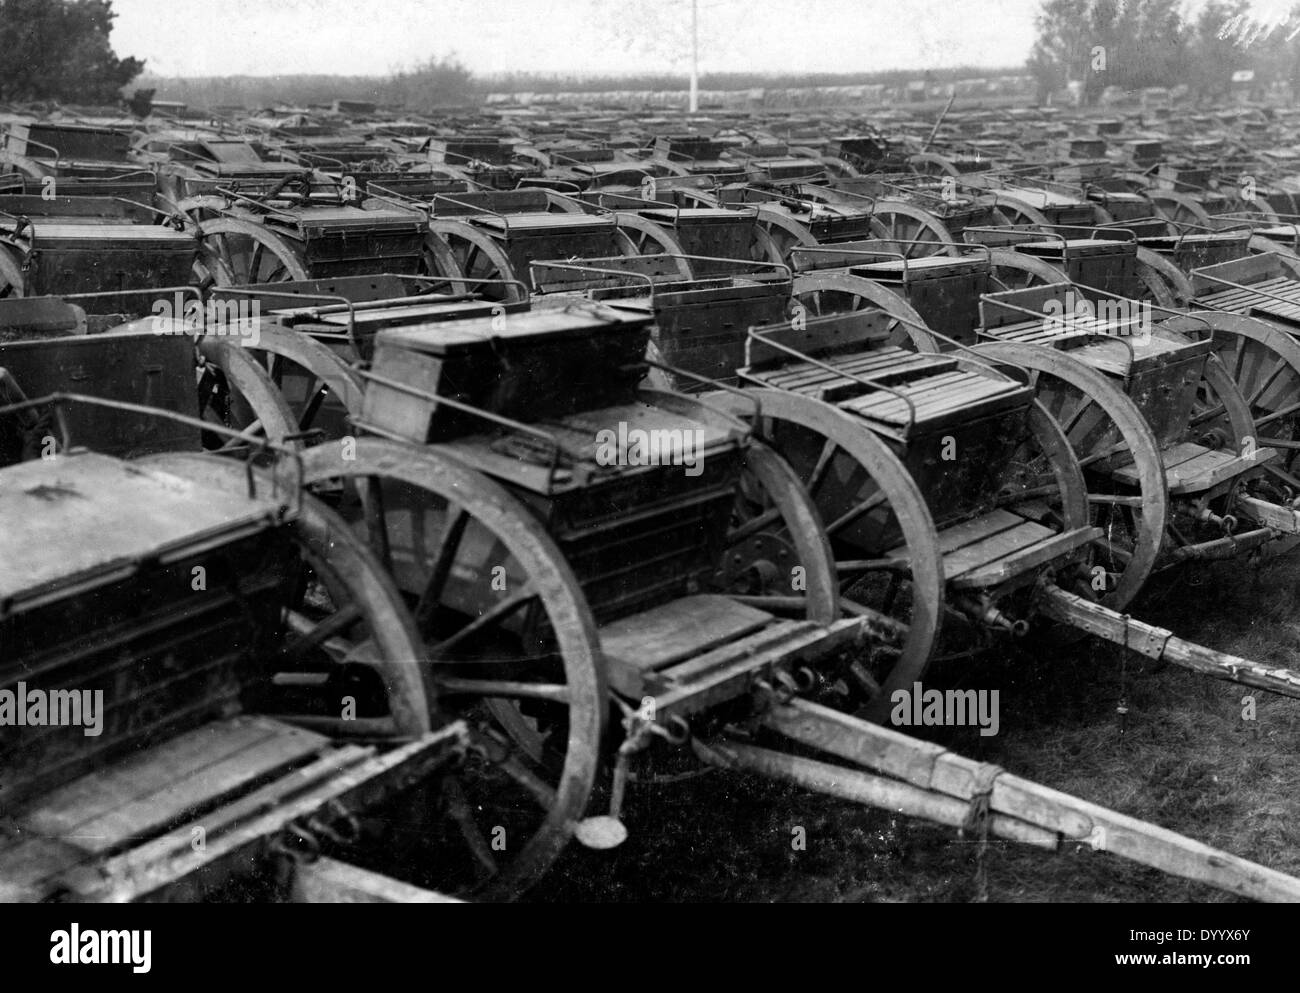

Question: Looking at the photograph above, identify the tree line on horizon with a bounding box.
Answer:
[1030,0,1300,104]
[132,64,1030,113]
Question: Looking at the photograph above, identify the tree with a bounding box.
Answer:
[381,57,478,112]
[1028,0,1190,105]
[1188,1,1251,103]
[0,0,143,104]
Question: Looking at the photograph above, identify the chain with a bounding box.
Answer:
[1117,613,1130,735]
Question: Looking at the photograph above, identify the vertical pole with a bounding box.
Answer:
[689,0,699,114]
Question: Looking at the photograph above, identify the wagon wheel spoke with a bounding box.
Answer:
[1246,360,1289,410]
[214,232,232,270]
[806,438,838,494]
[727,503,783,546]
[476,736,559,808]
[430,584,539,658]
[462,243,483,277]
[443,775,499,876]
[1058,393,1099,437]
[249,240,265,283]
[280,602,365,663]
[414,505,470,628]
[297,377,329,431]
[1189,402,1227,428]
[360,476,394,572]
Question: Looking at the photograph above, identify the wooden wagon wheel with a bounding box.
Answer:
[175,194,236,225]
[793,272,937,350]
[135,451,432,739]
[907,153,962,178]
[972,342,1168,613]
[1134,246,1194,307]
[669,187,722,209]
[629,390,840,625]
[986,195,1052,227]
[1089,202,1117,225]
[1249,235,1300,279]
[195,330,362,451]
[195,217,309,290]
[1145,342,1259,507]
[611,213,695,278]
[1003,394,1094,559]
[297,439,605,900]
[1160,312,1300,472]
[514,147,550,171]
[540,190,586,214]
[986,248,1066,292]
[819,156,861,179]
[1118,171,1154,193]
[195,338,300,450]
[969,195,1014,227]
[420,229,472,297]
[247,327,365,438]
[712,388,945,721]
[649,159,692,178]
[753,206,820,268]
[426,218,528,303]
[1179,341,1257,455]
[1148,191,1212,228]
[716,438,839,624]
[871,200,959,258]
[0,244,25,299]
[1228,195,1280,224]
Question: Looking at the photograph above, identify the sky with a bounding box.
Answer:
[110,0,1045,78]
[108,0,1300,81]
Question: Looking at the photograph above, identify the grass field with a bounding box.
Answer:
[528,551,1300,902]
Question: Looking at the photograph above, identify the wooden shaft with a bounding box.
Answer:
[759,698,1300,902]
[696,737,1058,849]
[1038,584,1300,698]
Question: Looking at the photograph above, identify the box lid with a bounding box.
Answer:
[639,207,756,224]
[31,223,195,246]
[373,305,653,357]
[474,213,617,234]
[0,454,283,612]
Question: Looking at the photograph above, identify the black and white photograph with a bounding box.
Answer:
[0,0,1297,943]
